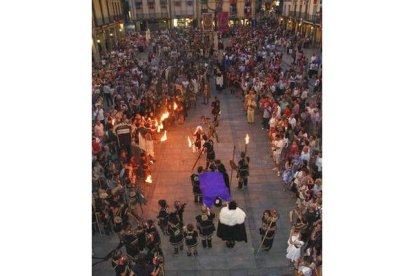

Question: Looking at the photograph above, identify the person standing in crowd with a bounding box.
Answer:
[261,102,272,130]
[215,71,224,93]
[157,199,169,235]
[195,206,216,249]
[191,166,204,204]
[259,209,279,251]
[203,83,210,105]
[246,93,257,124]
[94,121,105,140]
[217,201,247,248]
[103,82,114,106]
[271,134,285,176]
[237,152,250,190]
[183,223,199,256]
[167,213,184,254]
[202,134,216,169]
[286,226,305,268]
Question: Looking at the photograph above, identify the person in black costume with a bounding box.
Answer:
[215,160,230,193]
[190,166,204,204]
[195,206,216,249]
[237,152,250,190]
[173,200,186,227]
[111,250,130,276]
[121,224,142,258]
[202,134,215,169]
[184,223,199,256]
[157,199,169,235]
[167,213,184,254]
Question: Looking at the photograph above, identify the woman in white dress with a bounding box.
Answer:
[286,226,304,266]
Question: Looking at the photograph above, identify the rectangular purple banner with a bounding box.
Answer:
[199,172,231,208]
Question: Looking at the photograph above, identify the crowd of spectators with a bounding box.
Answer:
[92,14,322,275]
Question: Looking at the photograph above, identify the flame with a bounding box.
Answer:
[145,175,152,183]
[245,134,250,145]
[112,119,115,126]
[174,102,178,110]
[154,120,158,127]
[157,122,163,133]
[160,112,169,122]
[187,136,192,148]
[160,130,167,142]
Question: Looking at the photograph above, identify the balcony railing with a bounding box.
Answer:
[135,11,170,20]
[288,11,321,24]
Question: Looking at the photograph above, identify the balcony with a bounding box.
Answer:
[135,11,170,20]
[288,11,321,24]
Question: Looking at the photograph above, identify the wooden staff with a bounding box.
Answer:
[191,148,204,171]
[229,145,236,184]
[92,197,102,236]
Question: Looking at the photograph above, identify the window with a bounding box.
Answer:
[187,0,193,6]
[175,1,182,7]
[135,0,142,10]
[160,0,167,9]
[148,1,155,9]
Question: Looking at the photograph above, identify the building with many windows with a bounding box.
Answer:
[281,0,321,47]
[92,0,125,63]
[127,0,263,30]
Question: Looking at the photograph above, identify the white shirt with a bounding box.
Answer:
[97,108,105,121]
[301,151,310,162]
[272,139,285,154]
[316,157,322,172]
[288,117,297,128]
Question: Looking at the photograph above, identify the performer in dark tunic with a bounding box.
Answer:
[167,213,184,254]
[202,134,215,169]
[237,152,250,190]
[217,201,248,248]
[157,200,169,235]
[111,250,130,276]
[183,223,199,256]
[135,225,147,253]
[211,96,221,123]
[173,200,186,227]
[144,220,162,258]
[195,206,216,249]
[121,224,142,258]
[259,209,279,251]
[190,166,204,203]
[215,160,230,193]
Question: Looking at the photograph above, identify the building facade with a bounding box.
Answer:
[201,0,257,26]
[92,0,125,63]
[281,0,321,47]
[129,0,171,30]
[127,0,263,30]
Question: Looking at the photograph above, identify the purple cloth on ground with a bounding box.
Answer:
[199,172,231,208]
